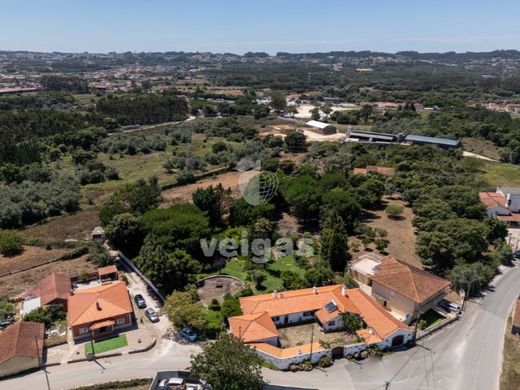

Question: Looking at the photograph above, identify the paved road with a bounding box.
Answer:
[3,262,519,390]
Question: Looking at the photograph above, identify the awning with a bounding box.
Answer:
[90,319,115,330]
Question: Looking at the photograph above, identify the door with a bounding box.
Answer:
[391,334,405,347]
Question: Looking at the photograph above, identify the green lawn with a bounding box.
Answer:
[477,161,520,188]
[212,256,306,293]
[419,309,445,329]
[85,334,128,355]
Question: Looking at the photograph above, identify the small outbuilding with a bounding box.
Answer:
[306,120,337,134]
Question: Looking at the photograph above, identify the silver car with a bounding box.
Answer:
[144,308,159,322]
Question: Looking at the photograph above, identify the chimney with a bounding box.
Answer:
[312,286,317,294]
[272,290,277,298]
[96,300,102,311]
[280,292,284,299]
[341,285,347,297]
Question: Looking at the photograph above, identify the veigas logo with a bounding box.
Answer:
[236,159,279,206]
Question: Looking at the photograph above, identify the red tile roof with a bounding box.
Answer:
[371,257,451,303]
[68,282,133,328]
[97,265,118,276]
[348,289,409,340]
[249,342,325,358]
[232,285,409,344]
[479,192,508,209]
[229,312,278,343]
[27,273,70,306]
[239,285,359,318]
[0,322,44,365]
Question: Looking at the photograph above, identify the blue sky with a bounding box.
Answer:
[2,0,520,54]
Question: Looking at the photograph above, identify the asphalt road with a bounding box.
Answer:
[3,262,519,390]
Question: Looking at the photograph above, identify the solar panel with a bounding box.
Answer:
[325,300,337,313]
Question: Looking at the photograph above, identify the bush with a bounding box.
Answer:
[318,355,333,368]
[0,230,23,257]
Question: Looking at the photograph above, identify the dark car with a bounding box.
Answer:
[134,294,147,309]
[514,250,520,259]
[180,327,199,342]
[145,308,159,323]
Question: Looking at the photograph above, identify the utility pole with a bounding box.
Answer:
[309,324,314,363]
[384,381,390,389]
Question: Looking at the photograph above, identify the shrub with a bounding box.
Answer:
[318,355,333,368]
[0,230,23,257]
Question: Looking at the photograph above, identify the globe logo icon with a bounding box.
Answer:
[237,159,279,206]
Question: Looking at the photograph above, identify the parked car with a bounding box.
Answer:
[180,326,199,342]
[134,294,147,309]
[439,300,461,312]
[514,250,520,259]
[145,308,159,323]
[158,377,184,389]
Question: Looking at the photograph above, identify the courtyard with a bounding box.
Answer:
[278,322,358,348]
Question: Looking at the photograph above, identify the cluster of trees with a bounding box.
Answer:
[96,92,189,125]
[41,75,89,93]
[99,133,166,156]
[0,173,80,228]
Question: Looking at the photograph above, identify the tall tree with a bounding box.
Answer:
[190,333,264,390]
[320,209,351,272]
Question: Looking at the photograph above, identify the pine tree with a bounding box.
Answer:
[320,209,351,272]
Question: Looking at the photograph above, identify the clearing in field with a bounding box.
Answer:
[22,210,101,242]
[358,196,421,268]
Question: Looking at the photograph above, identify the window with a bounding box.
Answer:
[116,317,125,326]
[327,320,335,327]
[272,316,279,322]
[79,326,89,335]
[303,311,314,317]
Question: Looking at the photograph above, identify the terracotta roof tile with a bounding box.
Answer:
[67,282,133,327]
[0,321,44,364]
[229,312,278,343]
[97,265,118,276]
[239,285,359,318]
[479,192,508,209]
[371,257,451,303]
[39,273,71,306]
[249,342,325,358]
[348,289,409,339]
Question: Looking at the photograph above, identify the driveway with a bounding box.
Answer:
[120,261,172,340]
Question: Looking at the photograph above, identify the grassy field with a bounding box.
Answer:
[477,161,520,188]
[85,334,128,355]
[500,314,520,390]
[462,137,502,160]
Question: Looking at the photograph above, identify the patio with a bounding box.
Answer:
[278,322,357,348]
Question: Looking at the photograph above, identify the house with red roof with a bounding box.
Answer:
[350,254,451,323]
[67,281,133,342]
[22,273,71,315]
[0,321,44,378]
[228,284,413,369]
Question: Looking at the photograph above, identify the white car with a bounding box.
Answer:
[158,377,184,389]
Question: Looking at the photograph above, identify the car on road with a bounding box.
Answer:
[145,308,160,323]
[158,377,184,389]
[180,326,199,342]
[439,300,461,312]
[134,294,147,309]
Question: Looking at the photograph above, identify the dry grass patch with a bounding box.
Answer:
[501,314,520,390]
[23,210,100,242]
[0,246,70,276]
[359,196,421,268]
[0,254,96,299]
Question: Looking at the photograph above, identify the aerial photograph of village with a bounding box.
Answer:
[0,1,520,389]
